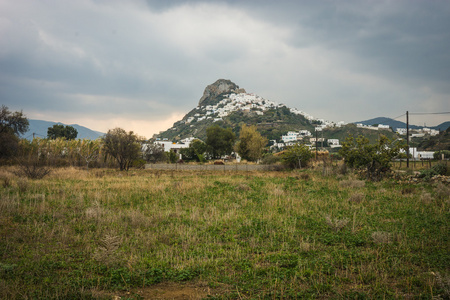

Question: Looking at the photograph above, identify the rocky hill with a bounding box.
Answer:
[156,79,397,143]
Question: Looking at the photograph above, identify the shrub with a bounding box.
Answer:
[433,150,450,160]
[261,154,281,165]
[281,144,313,169]
[418,163,449,180]
[339,135,405,180]
[13,158,51,179]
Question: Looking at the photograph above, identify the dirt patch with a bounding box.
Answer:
[113,281,227,299]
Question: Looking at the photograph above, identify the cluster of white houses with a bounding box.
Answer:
[277,130,341,149]
[181,92,346,128]
[183,93,288,125]
[396,127,439,137]
[356,123,440,137]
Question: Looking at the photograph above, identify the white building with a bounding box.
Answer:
[397,128,407,135]
[378,124,390,129]
[281,131,300,143]
[408,148,434,160]
[327,139,340,146]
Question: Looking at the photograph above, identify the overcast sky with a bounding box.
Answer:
[1,0,449,138]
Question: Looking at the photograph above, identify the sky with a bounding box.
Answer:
[1,0,449,139]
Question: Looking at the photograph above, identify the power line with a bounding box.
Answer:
[390,113,406,120]
[409,111,450,115]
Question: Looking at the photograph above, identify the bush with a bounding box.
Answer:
[261,154,281,165]
[339,135,405,180]
[418,163,449,180]
[281,144,313,169]
[434,150,450,160]
[13,158,51,180]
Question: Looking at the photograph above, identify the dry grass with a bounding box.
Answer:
[325,215,349,232]
[371,231,392,244]
[0,167,448,299]
[93,233,123,266]
[339,179,365,189]
[349,192,365,203]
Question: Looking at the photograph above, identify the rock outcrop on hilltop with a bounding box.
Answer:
[198,79,246,106]
[156,78,398,143]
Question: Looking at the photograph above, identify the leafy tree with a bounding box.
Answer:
[281,143,313,169]
[166,150,178,163]
[180,139,207,162]
[0,105,29,158]
[143,142,166,163]
[102,128,143,171]
[47,124,78,140]
[206,125,236,158]
[235,124,268,162]
[434,150,450,160]
[339,135,405,180]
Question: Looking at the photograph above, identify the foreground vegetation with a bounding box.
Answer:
[0,166,449,299]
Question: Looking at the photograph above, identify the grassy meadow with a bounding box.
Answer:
[0,166,449,299]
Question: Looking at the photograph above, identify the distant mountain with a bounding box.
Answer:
[21,119,104,140]
[355,117,449,131]
[434,121,450,131]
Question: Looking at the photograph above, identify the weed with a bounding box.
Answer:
[421,192,433,204]
[371,231,392,244]
[16,178,29,193]
[325,216,349,232]
[435,183,450,201]
[401,186,415,195]
[2,176,12,188]
[433,272,450,299]
[299,173,310,180]
[349,193,364,203]
[93,234,122,266]
[339,179,365,189]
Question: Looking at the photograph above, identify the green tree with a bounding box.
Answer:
[281,143,313,169]
[166,150,178,163]
[180,139,207,162]
[339,135,405,180]
[206,125,236,158]
[102,128,143,171]
[47,124,78,140]
[434,150,450,160]
[0,105,29,158]
[143,142,166,163]
[235,124,267,162]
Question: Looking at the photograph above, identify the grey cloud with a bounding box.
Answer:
[1,0,449,137]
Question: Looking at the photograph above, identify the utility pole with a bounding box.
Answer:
[315,128,318,160]
[406,111,409,168]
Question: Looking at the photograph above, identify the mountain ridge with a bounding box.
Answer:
[21,119,104,140]
[355,117,449,131]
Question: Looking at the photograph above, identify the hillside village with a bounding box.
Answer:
[155,79,445,160]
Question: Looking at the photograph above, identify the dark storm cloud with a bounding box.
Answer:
[0,0,448,137]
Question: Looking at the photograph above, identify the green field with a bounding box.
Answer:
[0,167,449,299]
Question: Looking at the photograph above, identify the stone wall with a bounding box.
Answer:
[145,163,281,172]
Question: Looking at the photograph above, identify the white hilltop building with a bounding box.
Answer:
[184,91,318,125]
